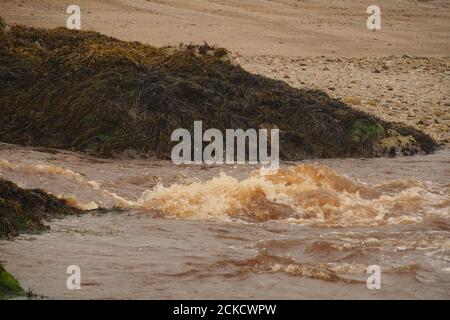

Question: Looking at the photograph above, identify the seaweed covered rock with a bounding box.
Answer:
[0,23,436,159]
[0,263,25,300]
[0,179,78,238]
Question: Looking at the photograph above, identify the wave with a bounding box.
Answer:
[2,158,448,227]
[137,164,449,227]
[0,159,133,210]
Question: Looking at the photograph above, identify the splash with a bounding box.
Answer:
[137,164,449,227]
[2,157,448,227]
[0,159,133,210]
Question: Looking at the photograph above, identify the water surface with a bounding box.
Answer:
[0,143,449,299]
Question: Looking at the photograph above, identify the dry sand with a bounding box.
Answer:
[2,0,450,56]
[1,0,449,142]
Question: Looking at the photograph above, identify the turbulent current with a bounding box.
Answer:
[0,143,449,299]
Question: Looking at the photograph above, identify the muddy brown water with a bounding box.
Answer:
[0,143,449,299]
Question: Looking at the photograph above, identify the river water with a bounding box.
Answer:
[0,143,449,299]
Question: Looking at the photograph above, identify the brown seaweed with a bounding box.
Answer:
[0,178,78,238]
[0,23,436,159]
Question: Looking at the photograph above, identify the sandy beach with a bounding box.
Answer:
[2,0,450,57]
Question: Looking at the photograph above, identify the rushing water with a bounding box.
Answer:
[0,143,449,299]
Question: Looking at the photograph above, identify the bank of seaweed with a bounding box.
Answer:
[0,21,436,159]
[0,179,79,238]
[0,177,77,299]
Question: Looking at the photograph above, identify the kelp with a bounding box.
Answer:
[0,177,77,299]
[0,179,78,238]
[0,22,436,159]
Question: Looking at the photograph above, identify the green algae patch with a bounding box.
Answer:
[0,21,436,159]
[0,179,79,238]
[351,120,385,143]
[0,263,25,300]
